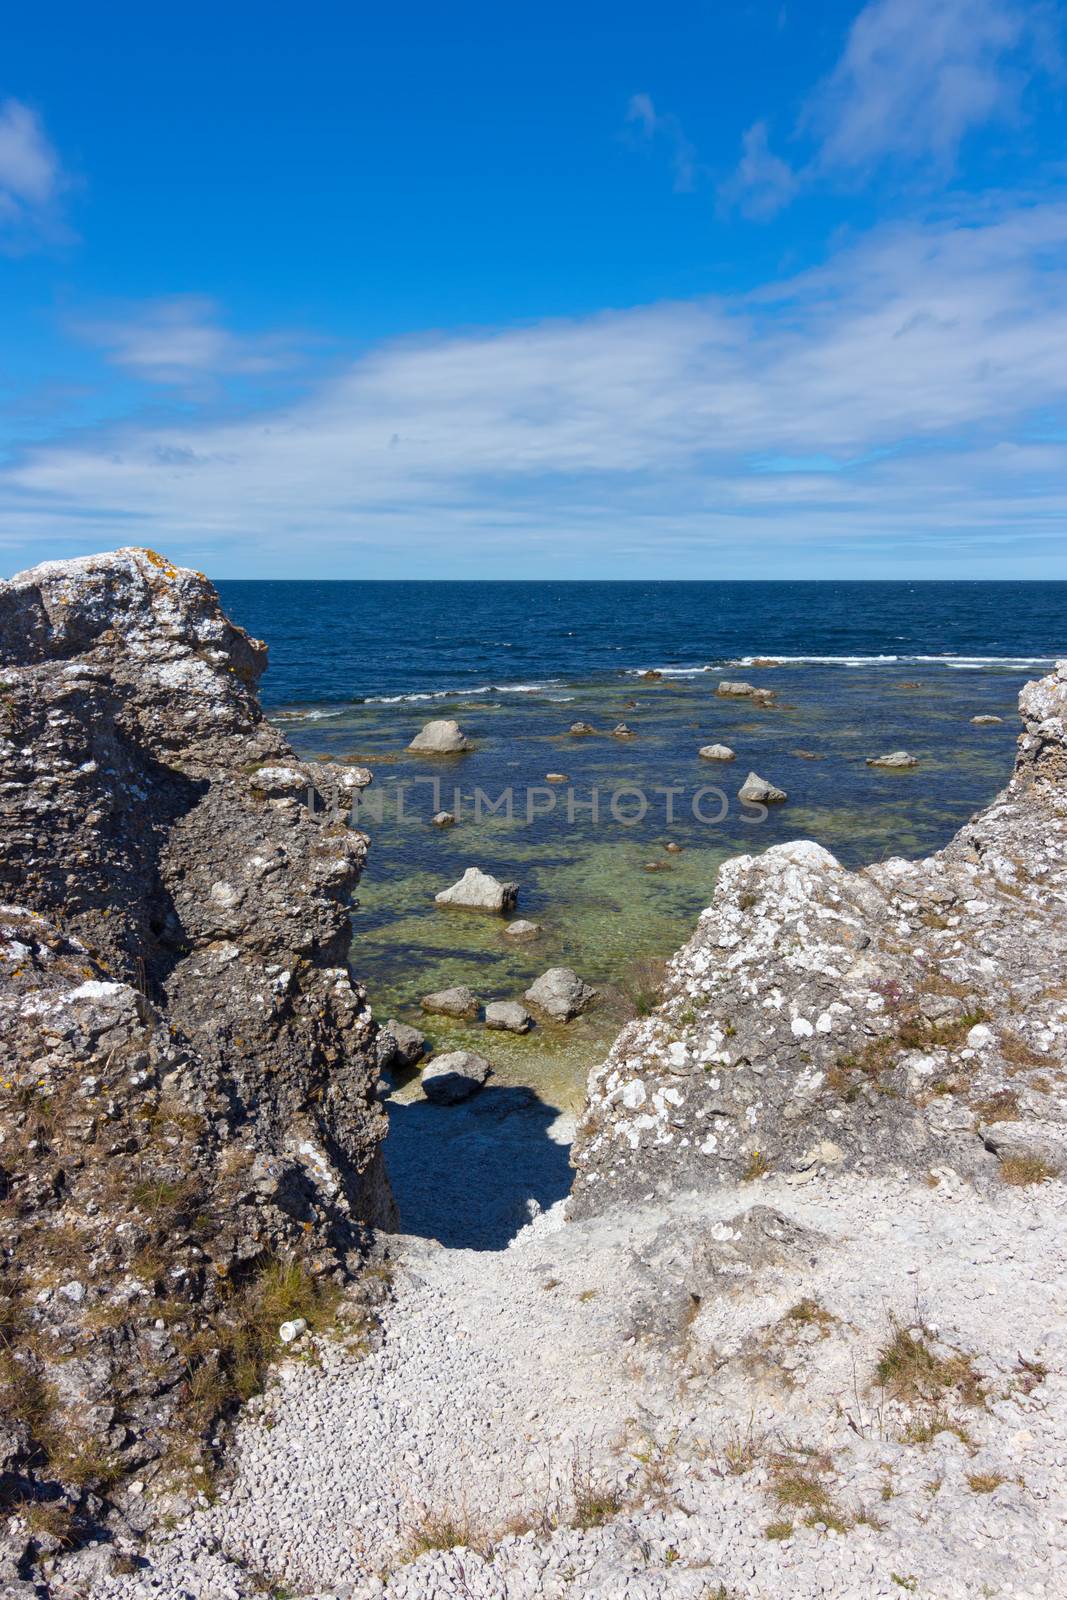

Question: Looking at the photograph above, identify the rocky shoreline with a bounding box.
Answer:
[1,552,1064,1598]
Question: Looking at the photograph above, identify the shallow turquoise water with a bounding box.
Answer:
[281,660,1029,1107]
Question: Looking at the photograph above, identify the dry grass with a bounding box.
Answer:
[999,1154,1058,1186]
[766,1450,855,1535]
[967,1472,1005,1494]
[784,1298,834,1333]
[875,1324,984,1409]
[972,1090,1019,1124]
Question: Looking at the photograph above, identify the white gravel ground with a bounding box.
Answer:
[90,1166,1067,1600]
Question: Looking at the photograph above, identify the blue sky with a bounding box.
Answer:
[2,0,1066,577]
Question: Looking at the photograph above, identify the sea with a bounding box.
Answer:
[217,579,1066,1169]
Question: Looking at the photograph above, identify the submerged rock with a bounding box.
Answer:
[972,714,1004,725]
[421,1050,492,1103]
[524,967,597,1021]
[420,985,480,1018]
[738,771,788,803]
[717,679,776,706]
[407,718,473,754]
[699,743,735,761]
[867,750,919,768]
[431,809,456,827]
[545,772,568,783]
[503,919,541,939]
[484,1000,533,1033]
[568,721,596,736]
[435,866,519,913]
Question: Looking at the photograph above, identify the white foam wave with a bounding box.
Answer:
[363,680,560,704]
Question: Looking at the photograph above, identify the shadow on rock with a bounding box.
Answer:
[382,1083,573,1251]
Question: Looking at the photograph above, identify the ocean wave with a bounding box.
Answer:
[362,680,561,704]
[270,708,346,722]
[717,654,1060,670]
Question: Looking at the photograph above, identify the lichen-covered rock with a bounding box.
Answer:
[0,549,392,1567]
[570,661,1067,1217]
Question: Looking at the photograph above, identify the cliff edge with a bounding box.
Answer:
[571,661,1067,1214]
[0,550,391,1579]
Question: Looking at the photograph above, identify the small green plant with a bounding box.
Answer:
[891,1576,918,1593]
[741,1149,768,1181]
[764,1520,793,1540]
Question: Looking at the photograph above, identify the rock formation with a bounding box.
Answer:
[0,549,392,1578]
[570,661,1067,1217]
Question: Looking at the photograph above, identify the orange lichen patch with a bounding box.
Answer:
[140,548,179,580]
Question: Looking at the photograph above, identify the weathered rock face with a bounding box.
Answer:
[0,550,392,1567]
[570,661,1067,1217]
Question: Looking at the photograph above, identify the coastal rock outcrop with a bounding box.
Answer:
[570,661,1067,1216]
[0,549,392,1567]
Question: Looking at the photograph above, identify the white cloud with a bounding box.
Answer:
[723,0,1057,215]
[5,201,1067,573]
[70,296,298,388]
[805,0,1042,175]
[0,98,67,249]
[626,92,698,192]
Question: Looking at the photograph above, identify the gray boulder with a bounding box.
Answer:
[524,967,597,1021]
[569,721,595,735]
[612,723,635,737]
[738,771,788,804]
[972,715,1004,726]
[431,810,456,827]
[420,985,480,1018]
[435,866,519,913]
[699,743,735,761]
[485,1000,533,1033]
[407,718,473,754]
[421,1050,492,1103]
[376,1018,427,1070]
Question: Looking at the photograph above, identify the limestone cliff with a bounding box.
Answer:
[570,662,1067,1215]
[0,550,390,1577]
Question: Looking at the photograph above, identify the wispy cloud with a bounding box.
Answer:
[721,0,1059,215]
[626,92,699,192]
[70,296,300,390]
[803,0,1051,176]
[4,200,1067,573]
[718,120,799,220]
[0,98,69,251]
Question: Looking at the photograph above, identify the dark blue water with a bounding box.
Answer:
[217,581,1066,706]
